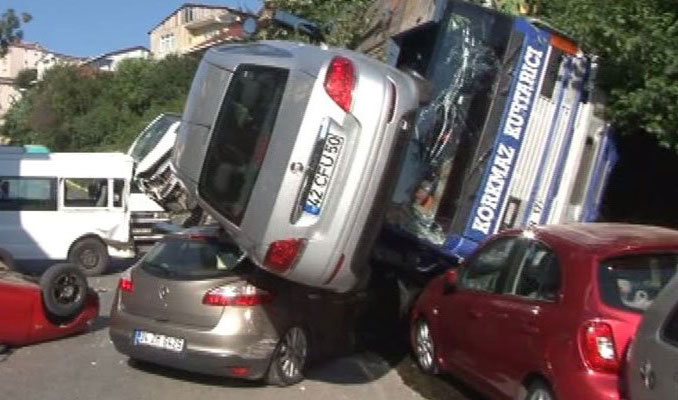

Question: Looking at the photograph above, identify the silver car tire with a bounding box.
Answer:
[266,326,309,386]
[525,381,556,400]
[413,318,438,374]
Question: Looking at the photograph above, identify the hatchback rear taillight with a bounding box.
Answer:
[579,320,619,373]
[119,276,134,293]
[203,283,274,307]
[324,57,355,112]
[264,238,306,273]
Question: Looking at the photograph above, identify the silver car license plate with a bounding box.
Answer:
[133,330,185,352]
[303,133,345,215]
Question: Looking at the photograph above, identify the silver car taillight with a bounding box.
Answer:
[202,282,274,307]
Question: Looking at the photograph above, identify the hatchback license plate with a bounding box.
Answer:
[134,330,185,352]
[304,133,344,215]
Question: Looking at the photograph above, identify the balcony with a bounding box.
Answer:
[184,13,239,30]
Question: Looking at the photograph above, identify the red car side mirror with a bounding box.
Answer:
[445,269,459,288]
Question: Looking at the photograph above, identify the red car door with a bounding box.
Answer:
[437,235,524,396]
[481,239,563,398]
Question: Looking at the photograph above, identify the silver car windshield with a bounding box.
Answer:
[199,65,289,226]
[141,237,249,280]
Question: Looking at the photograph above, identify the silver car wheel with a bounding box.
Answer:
[414,319,435,373]
[525,383,555,400]
[278,327,308,380]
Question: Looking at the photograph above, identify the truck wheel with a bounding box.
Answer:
[68,238,109,276]
[39,263,87,319]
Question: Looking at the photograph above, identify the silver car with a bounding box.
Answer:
[109,226,359,385]
[171,41,423,292]
[627,272,678,399]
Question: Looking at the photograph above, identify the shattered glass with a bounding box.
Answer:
[387,8,506,247]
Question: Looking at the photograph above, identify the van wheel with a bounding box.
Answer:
[266,326,309,386]
[40,263,87,319]
[69,238,109,276]
[525,380,556,400]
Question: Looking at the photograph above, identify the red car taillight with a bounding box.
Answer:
[119,276,134,292]
[579,320,619,373]
[264,238,306,273]
[324,57,355,112]
[202,283,274,307]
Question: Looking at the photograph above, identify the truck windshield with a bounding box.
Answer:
[387,3,514,246]
[129,114,181,163]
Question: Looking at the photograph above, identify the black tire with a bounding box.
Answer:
[412,318,439,374]
[265,326,309,387]
[68,237,109,276]
[39,263,88,319]
[525,380,556,400]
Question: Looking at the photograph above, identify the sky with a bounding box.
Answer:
[4,1,262,57]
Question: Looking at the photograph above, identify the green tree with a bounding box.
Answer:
[0,9,31,56]
[536,0,678,149]
[14,68,37,90]
[1,54,200,152]
[257,0,374,49]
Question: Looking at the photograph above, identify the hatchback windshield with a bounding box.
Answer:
[140,237,247,279]
[599,253,678,313]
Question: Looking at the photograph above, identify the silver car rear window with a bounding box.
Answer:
[599,253,678,313]
[141,237,248,280]
[199,65,289,226]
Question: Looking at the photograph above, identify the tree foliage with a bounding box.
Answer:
[1,55,199,152]
[14,68,37,90]
[0,9,31,56]
[256,0,374,49]
[536,0,678,149]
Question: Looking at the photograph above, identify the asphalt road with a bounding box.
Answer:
[0,265,483,400]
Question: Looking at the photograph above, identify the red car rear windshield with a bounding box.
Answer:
[141,237,249,280]
[599,253,678,313]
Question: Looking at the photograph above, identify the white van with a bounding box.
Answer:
[0,150,151,275]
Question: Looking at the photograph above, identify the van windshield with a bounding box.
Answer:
[129,114,180,163]
[199,65,289,226]
[599,253,678,313]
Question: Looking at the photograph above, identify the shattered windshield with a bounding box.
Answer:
[388,4,513,246]
[129,114,180,163]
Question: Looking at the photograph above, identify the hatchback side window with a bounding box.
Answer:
[461,237,519,293]
[511,242,561,301]
[663,306,678,347]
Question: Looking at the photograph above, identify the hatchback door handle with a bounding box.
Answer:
[521,323,540,335]
[467,310,482,319]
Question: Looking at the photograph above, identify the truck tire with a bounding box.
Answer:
[39,263,88,319]
[68,237,109,276]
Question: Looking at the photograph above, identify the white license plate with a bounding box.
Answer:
[303,133,345,215]
[133,330,185,352]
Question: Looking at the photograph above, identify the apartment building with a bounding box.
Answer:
[0,42,80,123]
[149,3,251,58]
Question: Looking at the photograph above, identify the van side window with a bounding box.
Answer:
[0,177,57,211]
[113,179,125,207]
[64,178,108,208]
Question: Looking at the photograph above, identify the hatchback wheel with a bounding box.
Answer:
[266,326,309,386]
[525,381,556,400]
[413,318,438,374]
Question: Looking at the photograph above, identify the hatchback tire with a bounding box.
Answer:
[39,263,87,319]
[413,318,438,374]
[266,326,309,386]
[68,237,109,276]
[525,380,556,400]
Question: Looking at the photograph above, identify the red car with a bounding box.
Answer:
[0,263,99,352]
[411,223,678,400]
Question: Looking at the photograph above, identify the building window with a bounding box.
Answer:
[160,33,176,53]
[183,8,194,23]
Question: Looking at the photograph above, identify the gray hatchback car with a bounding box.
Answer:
[171,41,423,293]
[109,226,358,385]
[627,271,678,399]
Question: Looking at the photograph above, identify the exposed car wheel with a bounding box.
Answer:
[68,237,109,276]
[39,263,88,319]
[266,326,309,386]
[413,318,438,374]
[525,380,556,400]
